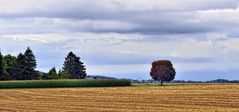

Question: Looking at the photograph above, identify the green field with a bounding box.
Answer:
[0,79,131,89]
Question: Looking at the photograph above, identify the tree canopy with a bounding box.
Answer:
[0,48,87,80]
[150,60,176,86]
[42,67,59,80]
[24,47,38,80]
[0,52,4,80]
[63,51,86,79]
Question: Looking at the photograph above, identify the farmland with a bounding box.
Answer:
[0,84,239,112]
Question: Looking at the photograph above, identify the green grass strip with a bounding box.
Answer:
[0,79,131,89]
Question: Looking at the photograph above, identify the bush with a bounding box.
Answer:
[0,79,131,89]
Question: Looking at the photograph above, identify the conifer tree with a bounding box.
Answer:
[24,47,38,80]
[42,67,59,79]
[16,53,28,80]
[48,67,59,79]
[63,52,86,79]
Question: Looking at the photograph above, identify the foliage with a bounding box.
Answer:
[48,67,59,79]
[0,79,131,88]
[63,51,86,79]
[4,55,17,80]
[0,52,9,80]
[150,60,176,85]
[16,53,28,80]
[42,67,59,79]
[58,69,69,79]
[0,48,89,81]
[0,52,4,80]
[24,47,38,80]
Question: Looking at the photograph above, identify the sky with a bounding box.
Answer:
[0,0,239,81]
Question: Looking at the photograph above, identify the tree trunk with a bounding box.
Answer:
[160,79,163,86]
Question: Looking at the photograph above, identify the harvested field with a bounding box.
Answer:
[0,84,239,112]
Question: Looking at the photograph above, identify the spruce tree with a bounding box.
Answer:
[24,47,38,80]
[16,53,28,80]
[48,67,59,79]
[63,52,86,79]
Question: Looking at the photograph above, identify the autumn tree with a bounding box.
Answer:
[150,60,176,86]
[63,52,86,79]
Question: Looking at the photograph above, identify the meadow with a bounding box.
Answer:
[0,84,238,112]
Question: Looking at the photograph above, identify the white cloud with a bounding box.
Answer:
[197,8,239,25]
[0,1,238,35]
[0,0,237,15]
[1,32,239,73]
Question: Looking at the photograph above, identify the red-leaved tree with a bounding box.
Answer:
[150,60,176,86]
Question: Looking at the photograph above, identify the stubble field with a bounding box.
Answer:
[0,84,239,112]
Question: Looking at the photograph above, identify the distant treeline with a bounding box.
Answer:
[130,79,239,83]
[86,75,117,79]
[0,47,86,80]
[172,79,239,83]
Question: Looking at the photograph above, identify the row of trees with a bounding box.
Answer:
[0,47,86,80]
[42,52,87,80]
[0,47,37,80]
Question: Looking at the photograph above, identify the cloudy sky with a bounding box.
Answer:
[0,0,239,81]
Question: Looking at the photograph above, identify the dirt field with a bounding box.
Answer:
[0,84,238,112]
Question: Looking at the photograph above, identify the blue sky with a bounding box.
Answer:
[0,0,239,81]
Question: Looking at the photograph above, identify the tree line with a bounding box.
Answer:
[0,47,86,80]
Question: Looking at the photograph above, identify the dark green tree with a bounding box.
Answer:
[42,67,59,79]
[0,52,4,80]
[63,52,86,79]
[58,69,69,79]
[24,47,38,80]
[4,54,17,80]
[0,52,9,80]
[16,53,28,80]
